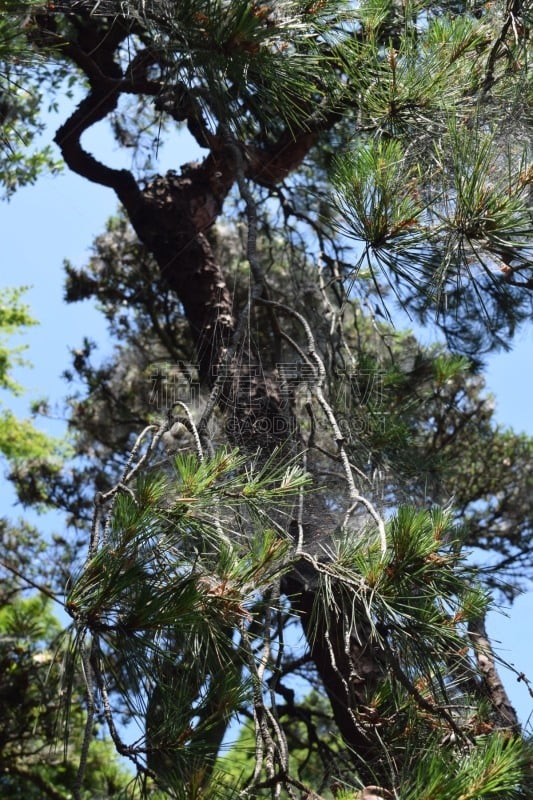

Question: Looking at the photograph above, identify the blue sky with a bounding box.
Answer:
[1,115,532,728]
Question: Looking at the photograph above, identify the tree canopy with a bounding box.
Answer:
[0,1,532,798]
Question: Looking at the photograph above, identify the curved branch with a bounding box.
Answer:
[54,87,140,209]
[45,14,142,206]
[245,101,342,186]
[246,129,319,186]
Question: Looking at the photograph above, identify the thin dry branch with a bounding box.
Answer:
[258,297,387,554]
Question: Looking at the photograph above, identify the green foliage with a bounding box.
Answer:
[60,443,529,796]
[331,114,532,306]
[0,505,136,799]
[316,507,487,685]
[127,0,352,135]
[0,2,62,197]
[326,1,532,350]
[0,594,133,799]
[62,446,310,793]
[0,285,37,394]
[0,409,63,461]
[331,138,426,288]
[402,733,531,800]
[0,592,61,640]
[0,286,65,464]
[220,709,532,800]
[348,9,490,131]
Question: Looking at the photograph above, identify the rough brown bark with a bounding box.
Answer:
[125,161,237,381]
[468,616,521,732]
[282,566,387,780]
[46,11,236,380]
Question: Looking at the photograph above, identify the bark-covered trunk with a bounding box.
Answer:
[120,160,238,383]
[281,565,388,780]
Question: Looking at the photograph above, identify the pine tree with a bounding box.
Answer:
[1,1,532,797]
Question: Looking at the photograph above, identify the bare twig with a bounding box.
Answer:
[170,400,204,462]
[0,558,64,606]
[73,640,97,800]
[259,297,387,554]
